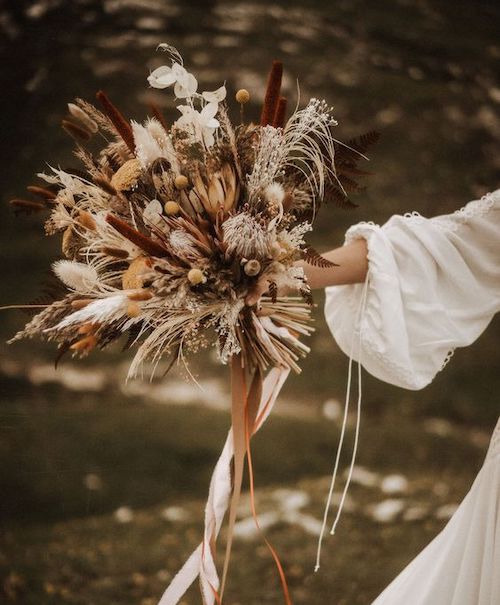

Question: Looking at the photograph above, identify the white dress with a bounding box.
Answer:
[324,189,500,605]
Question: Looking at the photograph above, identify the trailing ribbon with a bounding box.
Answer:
[158,364,290,605]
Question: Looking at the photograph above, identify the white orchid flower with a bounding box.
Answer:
[147,62,198,98]
[202,86,227,104]
[176,102,220,147]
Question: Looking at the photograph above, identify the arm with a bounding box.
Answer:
[246,239,368,305]
[297,239,368,289]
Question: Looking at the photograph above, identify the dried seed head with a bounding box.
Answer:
[78,210,96,231]
[236,89,250,104]
[70,334,97,354]
[187,268,206,285]
[110,159,142,191]
[93,175,117,196]
[78,322,98,335]
[164,201,180,216]
[127,289,153,301]
[174,175,189,190]
[122,256,151,290]
[244,259,261,276]
[71,299,92,310]
[62,119,92,141]
[67,103,98,134]
[62,226,78,258]
[100,246,129,259]
[126,302,141,318]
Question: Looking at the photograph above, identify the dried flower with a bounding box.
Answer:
[236,89,250,104]
[67,103,98,133]
[70,334,98,354]
[222,212,271,259]
[187,268,206,285]
[122,257,151,290]
[244,259,261,276]
[174,175,189,190]
[53,260,99,293]
[164,201,180,215]
[111,159,143,191]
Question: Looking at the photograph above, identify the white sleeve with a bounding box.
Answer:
[324,189,500,390]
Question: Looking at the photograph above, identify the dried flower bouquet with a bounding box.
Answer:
[8,44,378,605]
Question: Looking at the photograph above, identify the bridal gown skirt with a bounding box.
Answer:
[371,418,500,605]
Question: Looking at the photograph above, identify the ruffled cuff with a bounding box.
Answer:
[324,222,432,390]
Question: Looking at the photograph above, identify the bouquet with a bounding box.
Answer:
[9,44,378,604]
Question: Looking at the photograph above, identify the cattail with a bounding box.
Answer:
[70,334,97,354]
[78,210,97,231]
[67,102,98,134]
[100,246,129,259]
[127,289,153,301]
[272,96,287,128]
[106,214,168,258]
[96,90,135,153]
[9,199,46,211]
[27,185,57,200]
[62,119,92,141]
[93,175,117,196]
[260,60,283,126]
[71,299,92,310]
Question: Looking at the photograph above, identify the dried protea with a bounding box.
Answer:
[190,164,239,218]
[222,211,271,259]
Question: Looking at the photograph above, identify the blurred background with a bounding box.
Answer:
[0,1,499,603]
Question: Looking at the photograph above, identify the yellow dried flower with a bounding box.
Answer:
[174,175,189,190]
[111,159,142,191]
[236,89,250,104]
[164,201,180,216]
[187,268,206,285]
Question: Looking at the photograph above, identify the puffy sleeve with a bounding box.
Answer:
[324,189,500,390]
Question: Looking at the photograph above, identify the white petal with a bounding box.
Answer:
[206,117,220,129]
[202,85,227,103]
[171,62,186,78]
[201,102,219,121]
[148,66,176,89]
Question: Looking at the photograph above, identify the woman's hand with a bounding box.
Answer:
[245,238,368,306]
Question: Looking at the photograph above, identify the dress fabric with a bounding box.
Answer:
[323,189,500,605]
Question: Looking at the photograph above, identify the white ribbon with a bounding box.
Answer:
[158,366,290,605]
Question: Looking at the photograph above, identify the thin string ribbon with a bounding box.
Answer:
[314,271,370,572]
